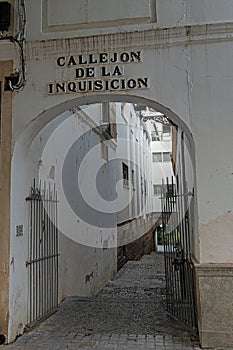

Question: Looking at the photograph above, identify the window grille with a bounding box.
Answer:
[122,162,129,186]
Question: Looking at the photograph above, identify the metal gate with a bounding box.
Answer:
[26,180,59,325]
[161,176,197,330]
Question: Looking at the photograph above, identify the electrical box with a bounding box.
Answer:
[0,2,11,32]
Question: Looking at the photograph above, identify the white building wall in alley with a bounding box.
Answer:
[116,103,153,225]
[8,105,119,340]
[151,142,174,212]
[8,100,154,341]
[145,116,174,212]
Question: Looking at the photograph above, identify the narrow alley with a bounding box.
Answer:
[3,253,202,350]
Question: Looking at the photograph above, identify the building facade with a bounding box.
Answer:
[1,0,233,348]
[143,109,174,213]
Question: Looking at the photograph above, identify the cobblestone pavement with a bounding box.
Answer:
[3,253,205,349]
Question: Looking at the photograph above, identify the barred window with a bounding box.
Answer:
[131,169,135,189]
[122,162,129,187]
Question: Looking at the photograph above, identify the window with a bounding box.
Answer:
[153,184,175,197]
[151,124,160,141]
[153,185,163,196]
[122,163,129,186]
[163,152,171,162]
[152,152,171,163]
[151,131,160,141]
[131,169,135,189]
[141,176,144,194]
[162,124,171,135]
[152,152,162,162]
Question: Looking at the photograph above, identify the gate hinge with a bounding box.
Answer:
[25,260,31,267]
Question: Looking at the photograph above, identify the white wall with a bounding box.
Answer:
[187,40,233,263]
[116,103,153,224]
[25,0,155,40]
[8,106,118,340]
[8,101,154,341]
[8,23,233,315]
[150,139,174,211]
[174,127,197,257]
[21,0,233,40]
[4,0,233,343]
[5,43,197,330]
[156,0,233,28]
[145,119,174,212]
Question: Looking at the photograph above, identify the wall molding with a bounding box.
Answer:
[27,22,233,60]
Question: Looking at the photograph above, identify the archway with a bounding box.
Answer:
[8,94,199,342]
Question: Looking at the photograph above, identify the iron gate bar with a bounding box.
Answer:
[26,180,59,325]
[26,254,59,266]
[161,175,198,330]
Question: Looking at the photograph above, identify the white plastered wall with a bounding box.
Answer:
[6,0,233,342]
[1,1,233,348]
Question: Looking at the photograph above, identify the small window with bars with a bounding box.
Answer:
[122,162,129,187]
[141,176,144,194]
[131,169,135,190]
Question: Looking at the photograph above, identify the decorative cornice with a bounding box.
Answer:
[26,22,233,59]
[194,261,233,277]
